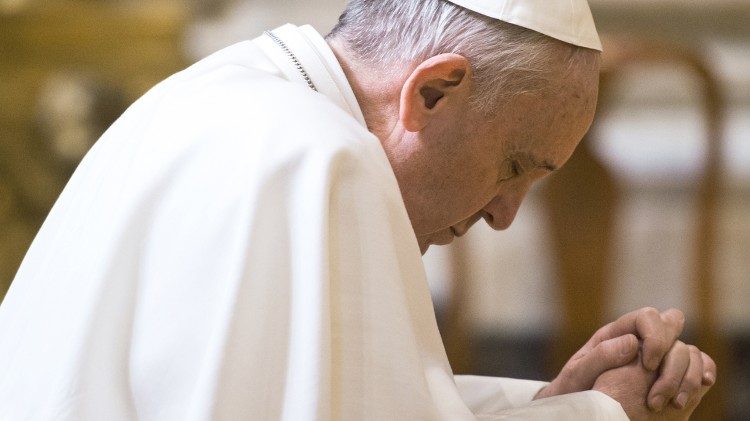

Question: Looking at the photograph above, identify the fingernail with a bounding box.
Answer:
[675,392,689,409]
[703,372,716,385]
[652,395,665,412]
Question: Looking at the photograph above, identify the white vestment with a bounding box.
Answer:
[0,25,627,420]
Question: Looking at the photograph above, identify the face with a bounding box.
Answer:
[405,67,599,253]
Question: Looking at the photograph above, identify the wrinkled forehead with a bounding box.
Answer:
[551,57,599,117]
[498,72,598,160]
[504,45,600,118]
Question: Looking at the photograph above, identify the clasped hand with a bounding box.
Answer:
[534,307,716,420]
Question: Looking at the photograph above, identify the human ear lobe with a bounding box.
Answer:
[399,54,470,132]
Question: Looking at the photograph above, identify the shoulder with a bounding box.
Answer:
[146,46,374,154]
[108,44,376,156]
[95,42,394,195]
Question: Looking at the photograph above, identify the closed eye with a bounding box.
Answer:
[497,159,521,184]
[511,160,522,176]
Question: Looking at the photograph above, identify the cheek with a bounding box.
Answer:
[459,175,500,214]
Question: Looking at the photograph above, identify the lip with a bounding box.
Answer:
[450,213,483,239]
[429,228,456,246]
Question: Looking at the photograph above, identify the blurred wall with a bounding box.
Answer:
[186,0,347,60]
[0,0,189,297]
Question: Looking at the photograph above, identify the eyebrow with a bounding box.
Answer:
[529,156,558,172]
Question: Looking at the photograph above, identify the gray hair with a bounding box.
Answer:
[327,0,599,113]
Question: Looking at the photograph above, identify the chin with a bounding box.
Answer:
[418,229,455,254]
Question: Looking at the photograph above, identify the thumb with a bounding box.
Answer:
[559,334,640,393]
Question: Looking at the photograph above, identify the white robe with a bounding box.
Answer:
[0,24,627,420]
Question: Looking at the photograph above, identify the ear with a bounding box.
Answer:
[399,53,471,133]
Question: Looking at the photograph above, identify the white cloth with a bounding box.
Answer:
[0,24,624,420]
[445,0,602,51]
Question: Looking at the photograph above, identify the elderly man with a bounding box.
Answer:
[0,0,715,419]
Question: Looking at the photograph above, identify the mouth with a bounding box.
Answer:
[464,213,485,234]
[426,228,456,247]
[422,216,482,252]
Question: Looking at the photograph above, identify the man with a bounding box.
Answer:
[0,0,715,419]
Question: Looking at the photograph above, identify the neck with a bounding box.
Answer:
[326,37,423,252]
[326,38,401,144]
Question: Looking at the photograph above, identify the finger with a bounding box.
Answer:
[586,308,683,354]
[641,308,685,371]
[647,340,690,412]
[559,334,639,392]
[585,308,647,348]
[701,352,717,386]
[669,345,704,410]
[582,308,684,372]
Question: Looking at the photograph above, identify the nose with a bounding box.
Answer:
[481,193,525,231]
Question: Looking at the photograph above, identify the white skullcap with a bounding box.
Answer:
[445,0,602,51]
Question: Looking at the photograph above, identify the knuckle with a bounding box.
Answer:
[665,308,685,321]
[662,309,686,333]
[641,307,660,317]
[675,309,685,322]
[668,343,688,360]
[682,375,702,394]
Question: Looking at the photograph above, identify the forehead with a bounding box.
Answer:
[497,70,598,158]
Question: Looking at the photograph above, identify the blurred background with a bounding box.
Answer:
[1,0,747,419]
